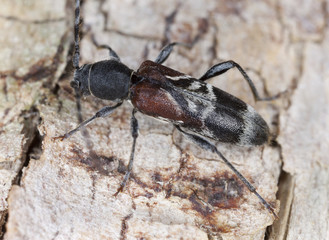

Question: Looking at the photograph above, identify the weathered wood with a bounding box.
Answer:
[0,0,71,238]
[1,0,327,239]
[278,41,329,239]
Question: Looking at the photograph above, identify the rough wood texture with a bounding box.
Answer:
[0,0,71,238]
[1,0,327,239]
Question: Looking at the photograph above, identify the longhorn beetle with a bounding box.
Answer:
[56,0,279,218]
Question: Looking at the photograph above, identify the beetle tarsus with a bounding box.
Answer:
[114,109,139,196]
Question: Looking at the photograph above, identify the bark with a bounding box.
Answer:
[0,0,328,239]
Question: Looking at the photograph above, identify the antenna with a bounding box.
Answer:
[73,0,81,69]
[73,0,84,128]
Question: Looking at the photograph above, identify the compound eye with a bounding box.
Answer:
[70,80,80,89]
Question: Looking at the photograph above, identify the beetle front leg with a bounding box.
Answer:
[199,61,283,101]
[54,102,122,141]
[91,35,121,61]
[114,108,139,195]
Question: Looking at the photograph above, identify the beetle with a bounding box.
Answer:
[56,0,279,218]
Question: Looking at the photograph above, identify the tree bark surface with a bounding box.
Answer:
[0,0,328,240]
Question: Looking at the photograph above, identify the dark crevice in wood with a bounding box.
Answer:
[104,28,161,41]
[0,15,65,24]
[266,171,295,240]
[119,213,133,240]
[15,107,42,186]
[0,107,42,239]
[0,211,8,240]
[161,3,181,46]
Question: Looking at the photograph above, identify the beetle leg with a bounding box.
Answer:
[199,60,283,101]
[114,108,139,195]
[175,125,278,218]
[54,102,123,141]
[155,42,191,64]
[91,35,121,62]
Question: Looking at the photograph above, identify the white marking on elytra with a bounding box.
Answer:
[166,75,192,81]
[238,105,263,145]
[200,101,216,127]
[183,91,217,138]
[186,97,199,112]
[187,81,217,102]
[206,84,217,101]
[187,81,202,91]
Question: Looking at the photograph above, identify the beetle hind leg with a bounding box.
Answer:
[199,61,284,101]
[175,125,278,218]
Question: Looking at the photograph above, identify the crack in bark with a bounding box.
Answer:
[0,11,70,233]
[161,3,181,46]
[266,171,295,240]
[104,28,161,41]
[15,107,42,186]
[0,211,8,240]
[0,107,41,237]
[119,213,133,240]
[0,31,70,85]
[98,0,109,30]
[0,15,65,24]
[324,0,329,32]
[284,42,305,110]
[209,23,219,64]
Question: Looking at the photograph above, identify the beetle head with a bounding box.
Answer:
[70,64,92,97]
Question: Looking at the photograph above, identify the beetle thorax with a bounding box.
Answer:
[74,59,133,101]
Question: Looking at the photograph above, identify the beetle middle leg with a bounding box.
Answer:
[155,42,191,64]
[175,125,278,218]
[198,61,283,101]
[114,108,139,195]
